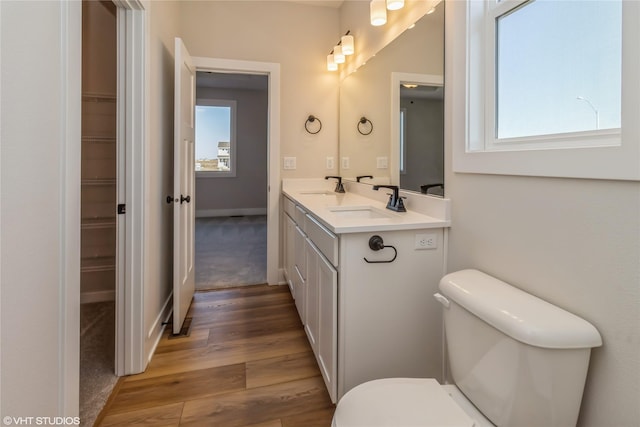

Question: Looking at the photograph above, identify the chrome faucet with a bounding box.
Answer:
[373,185,406,212]
[325,175,345,193]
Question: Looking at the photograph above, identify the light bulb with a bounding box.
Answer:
[327,54,337,71]
[370,0,387,26]
[386,0,404,10]
[341,34,354,56]
[333,45,345,64]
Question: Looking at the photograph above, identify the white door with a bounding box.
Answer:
[173,37,196,334]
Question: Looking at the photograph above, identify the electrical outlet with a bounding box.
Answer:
[415,233,437,250]
[326,156,334,169]
[376,156,388,169]
[342,157,350,169]
[283,157,297,170]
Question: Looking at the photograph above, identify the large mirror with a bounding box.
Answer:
[339,4,444,195]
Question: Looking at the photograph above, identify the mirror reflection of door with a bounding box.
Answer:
[399,84,444,195]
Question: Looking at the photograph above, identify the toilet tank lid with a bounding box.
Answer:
[439,269,602,349]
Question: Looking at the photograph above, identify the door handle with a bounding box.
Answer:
[167,196,177,204]
[180,195,191,204]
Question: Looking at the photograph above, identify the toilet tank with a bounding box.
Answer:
[438,269,602,427]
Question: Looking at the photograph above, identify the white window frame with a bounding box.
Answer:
[450,0,640,181]
[195,98,237,178]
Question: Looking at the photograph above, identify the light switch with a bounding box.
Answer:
[283,157,297,170]
[376,157,388,169]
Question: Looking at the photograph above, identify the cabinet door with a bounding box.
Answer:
[284,214,296,297]
[293,225,307,322]
[317,249,337,403]
[304,239,319,352]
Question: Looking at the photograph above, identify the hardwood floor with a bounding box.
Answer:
[96,285,336,426]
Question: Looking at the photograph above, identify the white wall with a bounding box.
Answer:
[1,0,81,417]
[445,3,640,426]
[195,87,268,215]
[178,0,340,180]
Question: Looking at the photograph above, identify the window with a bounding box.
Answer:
[451,0,640,180]
[495,0,621,140]
[195,99,236,177]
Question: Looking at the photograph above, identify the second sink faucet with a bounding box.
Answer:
[372,185,406,212]
[325,176,345,193]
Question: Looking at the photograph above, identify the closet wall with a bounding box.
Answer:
[81,0,117,302]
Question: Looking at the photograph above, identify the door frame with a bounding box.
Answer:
[192,56,281,286]
[60,0,148,413]
[113,0,147,375]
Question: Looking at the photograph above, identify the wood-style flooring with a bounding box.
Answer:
[96,285,336,426]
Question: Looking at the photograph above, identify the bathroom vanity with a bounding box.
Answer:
[282,179,450,402]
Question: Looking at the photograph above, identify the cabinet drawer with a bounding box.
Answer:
[294,205,307,226]
[283,196,296,218]
[305,214,338,268]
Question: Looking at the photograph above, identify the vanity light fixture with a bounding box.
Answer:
[386,0,404,11]
[426,6,436,14]
[370,0,387,26]
[326,31,354,72]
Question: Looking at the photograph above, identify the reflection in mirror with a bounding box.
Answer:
[338,3,444,194]
[393,78,444,195]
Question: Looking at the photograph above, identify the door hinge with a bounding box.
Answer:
[117,204,126,215]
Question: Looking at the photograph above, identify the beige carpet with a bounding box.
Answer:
[80,301,118,427]
[195,215,267,290]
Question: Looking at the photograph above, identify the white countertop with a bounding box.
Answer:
[282,179,450,234]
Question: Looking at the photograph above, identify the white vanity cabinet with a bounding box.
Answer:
[283,213,296,296]
[283,196,339,402]
[282,192,447,404]
[337,229,445,398]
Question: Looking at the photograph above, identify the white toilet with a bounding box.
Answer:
[332,269,602,427]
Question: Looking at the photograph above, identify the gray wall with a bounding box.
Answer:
[195,86,268,215]
[400,97,444,192]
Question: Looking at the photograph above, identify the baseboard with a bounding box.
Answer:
[81,290,115,304]
[196,207,267,218]
[278,267,288,286]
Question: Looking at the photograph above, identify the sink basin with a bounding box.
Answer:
[299,190,337,196]
[328,205,392,219]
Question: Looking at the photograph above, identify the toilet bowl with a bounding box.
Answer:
[332,269,602,427]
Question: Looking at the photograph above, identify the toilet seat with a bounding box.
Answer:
[332,378,477,427]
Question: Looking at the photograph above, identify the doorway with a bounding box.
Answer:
[191,57,281,288]
[193,72,269,290]
[79,1,118,425]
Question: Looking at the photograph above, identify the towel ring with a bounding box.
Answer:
[357,116,373,135]
[364,235,397,264]
[305,115,322,134]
